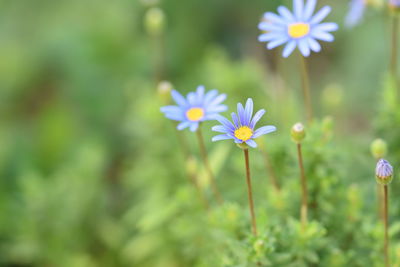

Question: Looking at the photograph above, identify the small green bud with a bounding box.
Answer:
[375,159,393,185]
[291,122,306,143]
[186,155,198,179]
[370,138,388,160]
[144,7,166,36]
[157,80,173,104]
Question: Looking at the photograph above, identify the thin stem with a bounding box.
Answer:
[383,185,389,267]
[390,16,398,80]
[244,149,258,236]
[260,147,280,192]
[296,143,308,228]
[299,54,313,123]
[196,127,223,204]
[173,123,209,209]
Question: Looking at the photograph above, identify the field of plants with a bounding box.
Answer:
[1,0,400,266]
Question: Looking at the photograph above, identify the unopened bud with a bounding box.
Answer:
[157,80,173,104]
[291,123,306,143]
[144,7,166,36]
[370,138,388,159]
[375,159,393,185]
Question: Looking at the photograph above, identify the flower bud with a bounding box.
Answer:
[157,80,173,104]
[144,7,166,36]
[291,123,306,143]
[375,159,394,185]
[370,138,388,160]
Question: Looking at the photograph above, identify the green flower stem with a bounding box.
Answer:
[391,16,398,82]
[243,148,258,236]
[296,143,308,228]
[383,184,389,267]
[260,146,280,192]
[196,126,223,204]
[299,54,313,123]
[174,123,209,209]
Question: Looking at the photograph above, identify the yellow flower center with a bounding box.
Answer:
[186,107,204,121]
[288,23,310,39]
[234,126,253,141]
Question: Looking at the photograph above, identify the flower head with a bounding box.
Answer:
[389,0,400,10]
[258,0,338,57]
[211,98,276,148]
[375,159,394,185]
[345,0,366,28]
[160,85,227,132]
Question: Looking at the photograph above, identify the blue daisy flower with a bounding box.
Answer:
[390,0,400,8]
[160,85,227,132]
[345,0,366,28]
[258,0,338,58]
[211,98,276,148]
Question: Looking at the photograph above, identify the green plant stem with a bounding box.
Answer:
[174,123,209,209]
[260,147,280,192]
[296,143,308,228]
[384,184,389,267]
[299,54,313,123]
[196,127,223,204]
[391,16,398,81]
[243,148,258,236]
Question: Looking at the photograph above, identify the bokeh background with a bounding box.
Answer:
[0,0,399,266]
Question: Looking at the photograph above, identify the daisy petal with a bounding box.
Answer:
[171,90,188,107]
[312,31,334,42]
[232,112,240,127]
[237,103,246,125]
[294,0,304,20]
[245,139,258,148]
[212,125,229,133]
[267,37,289,50]
[298,38,311,57]
[177,121,190,130]
[263,12,286,25]
[253,126,277,138]
[212,134,232,142]
[189,122,199,132]
[258,33,285,42]
[196,85,205,100]
[277,6,295,22]
[303,0,317,21]
[282,40,297,58]
[258,22,285,32]
[310,6,331,25]
[307,37,321,52]
[187,92,197,105]
[204,90,218,104]
[216,115,235,131]
[208,93,227,106]
[250,109,265,129]
[244,98,253,126]
[207,105,227,113]
[314,22,338,32]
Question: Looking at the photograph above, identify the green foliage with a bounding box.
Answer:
[0,0,399,266]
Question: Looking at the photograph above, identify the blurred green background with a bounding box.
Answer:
[0,0,399,266]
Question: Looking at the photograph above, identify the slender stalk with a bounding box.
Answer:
[260,147,280,192]
[383,185,389,267]
[296,143,308,228]
[196,127,223,204]
[390,16,398,81]
[173,123,209,209]
[299,54,313,123]
[243,148,258,236]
